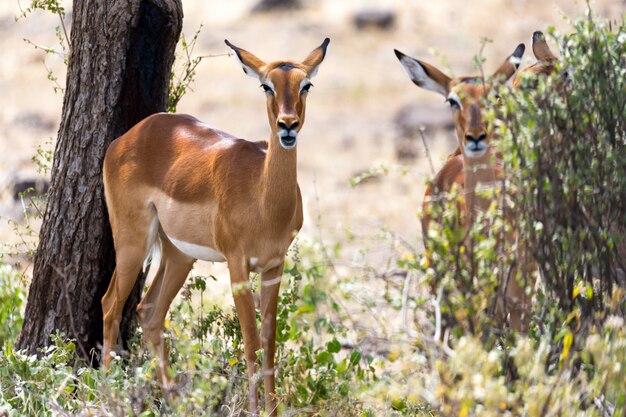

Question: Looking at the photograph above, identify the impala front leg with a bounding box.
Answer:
[260,262,284,416]
[229,260,261,414]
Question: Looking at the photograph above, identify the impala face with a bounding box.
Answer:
[447,79,494,158]
[262,63,312,149]
[394,43,525,160]
[226,38,329,150]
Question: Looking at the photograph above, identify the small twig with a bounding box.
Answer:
[23,38,65,55]
[539,369,564,416]
[311,175,335,270]
[433,286,443,342]
[42,60,64,92]
[55,2,70,48]
[418,128,436,176]
[51,264,91,361]
[441,327,455,357]
[401,270,417,336]
[197,52,233,59]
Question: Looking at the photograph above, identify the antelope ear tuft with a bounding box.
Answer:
[225,39,267,79]
[492,43,526,81]
[532,31,558,62]
[302,38,330,78]
[510,43,526,68]
[394,49,451,97]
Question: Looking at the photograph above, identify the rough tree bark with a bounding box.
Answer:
[17,0,183,363]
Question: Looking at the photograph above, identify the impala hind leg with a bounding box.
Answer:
[102,244,147,368]
[229,260,261,415]
[260,262,284,417]
[137,235,194,397]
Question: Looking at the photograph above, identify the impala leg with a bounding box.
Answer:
[496,263,531,333]
[137,236,194,397]
[229,260,261,415]
[507,249,532,332]
[260,262,284,416]
[102,245,146,368]
[507,275,530,332]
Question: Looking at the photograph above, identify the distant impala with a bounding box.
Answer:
[101,38,330,416]
[395,41,532,331]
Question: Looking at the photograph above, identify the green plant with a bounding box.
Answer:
[0,239,376,416]
[498,14,626,318]
[384,10,626,416]
[18,0,69,94]
[167,25,233,113]
[0,266,26,350]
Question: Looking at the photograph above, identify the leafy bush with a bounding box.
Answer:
[0,265,26,350]
[499,15,626,318]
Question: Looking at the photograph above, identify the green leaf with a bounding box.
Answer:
[315,351,334,365]
[327,338,341,353]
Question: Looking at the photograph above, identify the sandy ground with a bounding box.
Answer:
[1,0,623,305]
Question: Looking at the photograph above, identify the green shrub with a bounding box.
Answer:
[499,15,626,317]
[0,242,375,416]
[0,265,26,350]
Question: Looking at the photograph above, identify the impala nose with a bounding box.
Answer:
[277,119,299,131]
[465,132,487,144]
[463,131,489,157]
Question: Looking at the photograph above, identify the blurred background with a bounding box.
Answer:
[0,0,623,286]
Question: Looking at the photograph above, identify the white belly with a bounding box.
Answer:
[168,237,226,262]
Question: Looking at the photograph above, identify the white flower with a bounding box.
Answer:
[605,315,624,330]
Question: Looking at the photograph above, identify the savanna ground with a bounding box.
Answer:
[1,0,625,416]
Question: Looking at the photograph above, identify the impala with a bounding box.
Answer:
[419,32,559,237]
[395,41,532,331]
[101,38,330,416]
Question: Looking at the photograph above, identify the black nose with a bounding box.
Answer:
[278,120,299,131]
[465,133,487,143]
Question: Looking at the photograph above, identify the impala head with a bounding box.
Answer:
[395,43,525,159]
[513,31,558,89]
[225,38,330,150]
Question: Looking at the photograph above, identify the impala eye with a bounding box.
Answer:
[261,84,274,95]
[446,97,461,109]
[301,83,313,93]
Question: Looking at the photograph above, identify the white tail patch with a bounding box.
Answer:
[143,214,162,273]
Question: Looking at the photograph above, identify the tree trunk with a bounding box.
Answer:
[17,0,183,363]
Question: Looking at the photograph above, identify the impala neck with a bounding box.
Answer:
[463,150,498,222]
[261,132,299,221]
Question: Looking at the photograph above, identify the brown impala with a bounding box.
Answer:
[394,41,532,331]
[101,38,330,416]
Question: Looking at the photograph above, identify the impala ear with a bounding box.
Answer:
[492,43,526,81]
[532,31,557,62]
[394,49,451,97]
[225,39,267,79]
[301,38,330,78]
